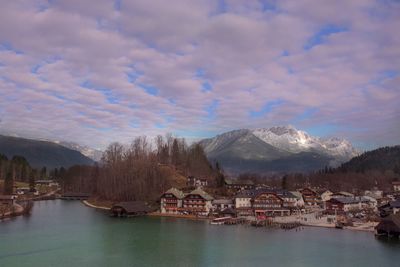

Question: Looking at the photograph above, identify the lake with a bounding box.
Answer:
[0,200,399,267]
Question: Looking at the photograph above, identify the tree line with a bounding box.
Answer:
[0,154,36,194]
[61,135,220,202]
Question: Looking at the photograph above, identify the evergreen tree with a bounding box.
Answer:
[40,167,47,179]
[171,139,180,166]
[215,162,225,187]
[29,173,36,192]
[281,175,288,190]
[4,165,14,195]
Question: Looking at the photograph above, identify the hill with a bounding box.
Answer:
[338,145,400,173]
[0,135,94,169]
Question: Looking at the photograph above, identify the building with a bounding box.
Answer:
[0,195,17,206]
[181,188,213,216]
[379,199,400,217]
[187,176,208,188]
[224,179,255,191]
[234,190,255,217]
[160,188,185,214]
[276,190,298,209]
[375,213,400,238]
[299,188,321,206]
[325,197,371,214]
[110,201,153,217]
[16,187,39,196]
[393,181,400,192]
[36,180,59,187]
[330,191,354,199]
[364,188,383,199]
[290,191,305,208]
[212,199,234,211]
[253,190,289,218]
[320,190,333,202]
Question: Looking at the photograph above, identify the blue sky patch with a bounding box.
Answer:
[250,99,284,118]
[304,24,348,50]
[202,82,212,92]
[138,83,158,96]
[305,124,338,137]
[292,107,319,123]
[205,99,219,120]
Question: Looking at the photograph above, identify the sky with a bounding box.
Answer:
[0,0,399,150]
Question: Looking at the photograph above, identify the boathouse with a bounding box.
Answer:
[375,213,400,238]
[110,201,152,217]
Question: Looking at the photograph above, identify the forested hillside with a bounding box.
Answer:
[338,146,400,173]
[61,135,221,202]
[0,135,94,169]
[279,146,400,192]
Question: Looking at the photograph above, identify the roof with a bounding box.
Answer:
[221,208,236,215]
[376,213,400,232]
[235,189,256,198]
[187,188,213,200]
[213,199,233,205]
[112,201,153,213]
[225,178,254,185]
[290,191,303,200]
[0,195,16,200]
[392,181,400,185]
[163,188,185,199]
[275,190,296,199]
[390,199,400,208]
[329,197,370,204]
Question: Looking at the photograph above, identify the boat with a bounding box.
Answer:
[335,222,344,229]
[210,217,232,225]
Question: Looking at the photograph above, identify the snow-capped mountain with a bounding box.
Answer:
[199,126,359,174]
[252,126,358,158]
[54,141,103,162]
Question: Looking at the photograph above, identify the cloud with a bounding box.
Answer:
[0,0,399,149]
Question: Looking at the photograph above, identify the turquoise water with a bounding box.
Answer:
[0,200,399,267]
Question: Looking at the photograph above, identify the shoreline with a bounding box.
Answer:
[81,201,377,233]
[82,200,111,211]
[148,212,209,220]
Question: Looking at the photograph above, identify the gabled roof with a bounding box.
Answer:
[112,201,153,213]
[235,189,256,198]
[275,190,296,199]
[390,199,400,208]
[163,187,185,199]
[290,191,303,200]
[376,213,400,232]
[253,189,283,201]
[187,188,213,200]
[329,197,370,204]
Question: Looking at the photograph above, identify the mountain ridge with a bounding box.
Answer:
[199,126,359,174]
[0,135,94,169]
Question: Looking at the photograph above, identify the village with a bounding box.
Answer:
[2,175,400,239]
[0,179,60,219]
[154,177,400,237]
